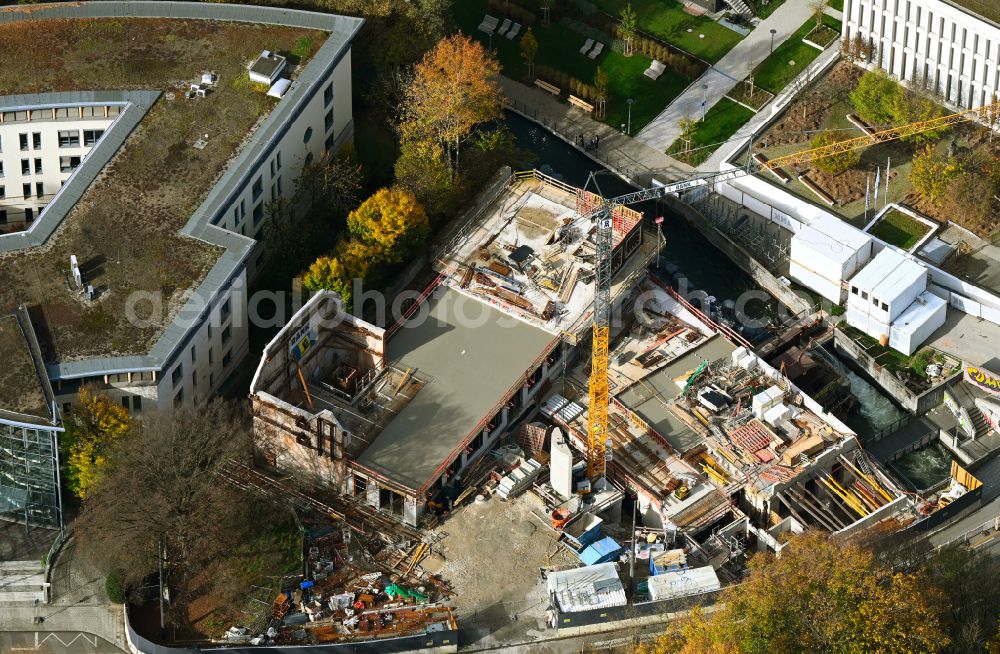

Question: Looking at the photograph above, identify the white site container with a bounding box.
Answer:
[888,292,947,355]
[763,403,792,428]
[789,260,845,304]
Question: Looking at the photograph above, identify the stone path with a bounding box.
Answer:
[635,0,820,152]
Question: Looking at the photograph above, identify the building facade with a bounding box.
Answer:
[0,3,363,414]
[844,0,1000,110]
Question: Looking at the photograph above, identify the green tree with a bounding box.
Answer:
[394,138,455,219]
[346,187,430,264]
[924,545,1000,654]
[520,27,538,78]
[63,387,130,500]
[810,131,861,174]
[678,117,698,154]
[910,144,960,206]
[594,66,608,119]
[850,69,898,125]
[618,3,638,57]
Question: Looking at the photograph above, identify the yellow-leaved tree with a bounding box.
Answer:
[346,187,429,265]
[64,387,130,499]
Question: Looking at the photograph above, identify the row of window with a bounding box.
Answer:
[850,285,890,312]
[0,129,103,153]
[1,105,118,125]
[0,154,81,178]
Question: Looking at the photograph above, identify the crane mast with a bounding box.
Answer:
[587,204,614,479]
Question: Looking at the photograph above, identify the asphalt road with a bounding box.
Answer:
[0,632,122,654]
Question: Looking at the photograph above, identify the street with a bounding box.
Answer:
[0,632,121,654]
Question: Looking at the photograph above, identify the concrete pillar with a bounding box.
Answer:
[404,495,420,527]
[550,427,573,500]
[366,479,380,510]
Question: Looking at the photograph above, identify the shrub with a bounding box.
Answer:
[106,570,127,604]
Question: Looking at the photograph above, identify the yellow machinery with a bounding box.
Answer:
[579,98,1000,482]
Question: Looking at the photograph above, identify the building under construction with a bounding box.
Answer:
[0,306,63,530]
[250,171,659,527]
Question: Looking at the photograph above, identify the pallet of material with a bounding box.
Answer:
[491,286,535,312]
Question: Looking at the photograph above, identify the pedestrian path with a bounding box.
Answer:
[635,0,818,152]
[498,77,695,189]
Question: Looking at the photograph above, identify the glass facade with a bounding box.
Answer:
[0,421,61,528]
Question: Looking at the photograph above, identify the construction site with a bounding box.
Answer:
[237,169,927,646]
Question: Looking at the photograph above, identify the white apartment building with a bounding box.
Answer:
[844,0,1000,110]
[0,3,363,415]
[0,108,115,230]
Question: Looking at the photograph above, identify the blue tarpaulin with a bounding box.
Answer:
[579,536,622,566]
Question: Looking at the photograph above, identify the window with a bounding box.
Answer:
[325,108,334,132]
[252,176,263,201]
[0,135,3,152]
[0,186,4,199]
[221,325,232,344]
[240,199,246,220]
[253,202,264,226]
[303,127,313,143]
[208,348,214,364]
[0,162,4,177]
[276,151,282,170]
[222,349,233,367]
[271,182,277,202]
[22,183,31,199]
[34,158,42,174]
[220,298,231,320]
[21,159,30,175]
[190,345,196,362]
[276,177,282,197]
[24,208,32,223]
[872,296,879,307]
[192,372,197,388]
[19,133,28,151]
[304,152,313,166]
[174,389,184,407]
[0,210,6,225]
[270,158,276,177]
[861,291,869,300]
[881,301,888,311]
[83,129,104,146]
[60,155,81,172]
[58,130,80,148]
[851,286,858,295]
[35,182,43,198]
[325,133,335,151]
[121,396,129,409]
[32,132,41,150]
[323,83,333,106]
[172,364,183,386]
[133,396,142,413]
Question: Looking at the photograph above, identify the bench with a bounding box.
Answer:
[534,79,560,95]
[568,95,594,114]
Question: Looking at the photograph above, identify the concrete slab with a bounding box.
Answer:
[355,286,558,490]
[616,334,737,454]
[927,310,1000,367]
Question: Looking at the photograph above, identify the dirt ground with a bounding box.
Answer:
[430,492,577,626]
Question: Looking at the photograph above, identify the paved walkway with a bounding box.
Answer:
[635,0,818,152]
[499,77,695,189]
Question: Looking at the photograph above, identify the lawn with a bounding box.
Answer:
[590,0,745,63]
[868,209,931,250]
[753,14,841,94]
[667,97,755,166]
[455,1,690,133]
[829,0,845,10]
[748,0,789,20]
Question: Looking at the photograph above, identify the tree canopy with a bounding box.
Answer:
[346,187,429,264]
[636,532,950,654]
[810,131,861,174]
[63,387,131,499]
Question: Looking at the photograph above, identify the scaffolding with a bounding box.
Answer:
[0,421,62,530]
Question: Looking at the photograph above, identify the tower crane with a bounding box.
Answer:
[580,98,1000,481]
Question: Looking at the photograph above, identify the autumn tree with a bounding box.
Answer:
[810,131,861,174]
[520,27,538,78]
[923,545,1000,654]
[618,3,638,57]
[639,531,950,654]
[63,387,130,500]
[75,400,288,624]
[678,118,698,154]
[394,137,456,218]
[302,255,360,308]
[399,34,502,181]
[346,187,429,265]
[811,0,828,28]
[910,144,961,206]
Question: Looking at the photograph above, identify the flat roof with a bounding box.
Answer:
[0,2,362,378]
[943,0,1000,26]
[851,248,926,297]
[616,334,737,454]
[0,307,54,422]
[355,286,557,490]
[891,291,947,336]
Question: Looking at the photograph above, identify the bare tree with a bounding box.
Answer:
[75,400,286,624]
